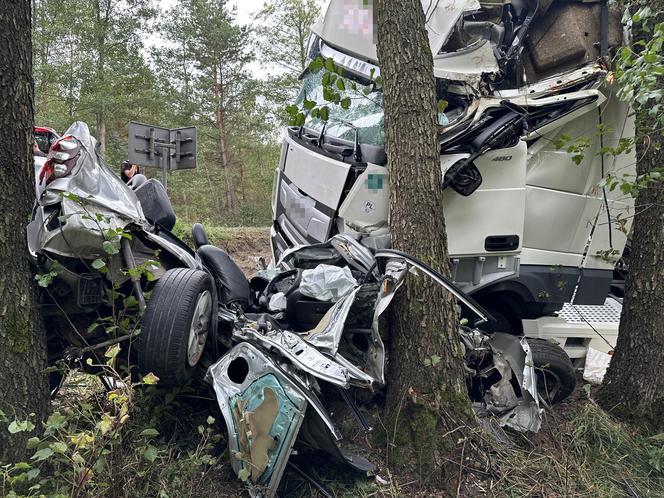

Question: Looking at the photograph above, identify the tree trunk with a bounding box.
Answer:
[597,1,664,428]
[375,0,474,489]
[0,0,50,461]
[214,65,238,216]
[97,112,106,155]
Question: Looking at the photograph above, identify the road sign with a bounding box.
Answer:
[127,122,197,190]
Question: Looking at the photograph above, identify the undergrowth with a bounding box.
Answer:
[486,399,664,497]
[0,369,240,498]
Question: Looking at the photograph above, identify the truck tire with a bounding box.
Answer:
[137,268,214,387]
[527,338,576,404]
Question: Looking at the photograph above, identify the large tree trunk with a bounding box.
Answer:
[597,1,664,428]
[375,0,474,489]
[0,0,50,461]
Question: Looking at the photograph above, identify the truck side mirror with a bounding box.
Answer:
[443,159,483,196]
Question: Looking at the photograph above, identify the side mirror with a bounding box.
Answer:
[442,159,483,196]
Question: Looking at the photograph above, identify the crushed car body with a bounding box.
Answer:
[207,235,550,496]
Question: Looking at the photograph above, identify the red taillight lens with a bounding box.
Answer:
[39,135,81,185]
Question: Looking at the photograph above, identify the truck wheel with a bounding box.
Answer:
[527,338,576,404]
[137,268,214,387]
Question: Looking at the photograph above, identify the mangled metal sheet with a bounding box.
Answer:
[32,121,147,259]
[488,334,542,433]
[208,343,307,497]
[209,239,553,495]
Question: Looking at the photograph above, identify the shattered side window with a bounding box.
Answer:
[296,70,385,147]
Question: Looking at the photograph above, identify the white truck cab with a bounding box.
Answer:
[270,0,634,365]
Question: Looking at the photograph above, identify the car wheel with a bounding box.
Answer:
[527,338,577,404]
[137,268,214,387]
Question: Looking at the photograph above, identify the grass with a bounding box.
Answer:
[18,371,664,498]
[482,398,664,497]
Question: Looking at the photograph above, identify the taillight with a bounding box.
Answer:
[39,135,81,185]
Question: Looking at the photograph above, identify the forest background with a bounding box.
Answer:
[33,0,322,228]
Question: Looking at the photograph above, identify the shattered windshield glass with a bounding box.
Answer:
[296,70,385,147]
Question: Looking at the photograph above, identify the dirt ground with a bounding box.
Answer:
[206,226,272,275]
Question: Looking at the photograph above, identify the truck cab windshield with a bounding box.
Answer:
[296,70,384,147]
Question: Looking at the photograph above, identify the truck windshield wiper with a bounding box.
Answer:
[331,119,362,163]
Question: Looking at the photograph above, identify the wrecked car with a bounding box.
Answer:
[270,0,636,346]
[29,121,221,390]
[206,234,576,497]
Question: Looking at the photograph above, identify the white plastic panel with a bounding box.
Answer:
[527,105,603,195]
[338,163,389,233]
[282,137,351,208]
[582,96,636,270]
[523,186,601,255]
[519,247,583,267]
[583,199,633,270]
[443,141,527,257]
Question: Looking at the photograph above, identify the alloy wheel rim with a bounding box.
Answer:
[187,290,212,367]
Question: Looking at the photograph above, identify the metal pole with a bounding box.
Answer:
[161,146,168,191]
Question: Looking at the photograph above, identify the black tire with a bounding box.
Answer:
[137,268,214,387]
[527,338,576,404]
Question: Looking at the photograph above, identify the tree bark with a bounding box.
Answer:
[0,0,50,461]
[375,0,474,489]
[597,1,664,429]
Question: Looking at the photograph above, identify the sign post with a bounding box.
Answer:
[127,122,197,191]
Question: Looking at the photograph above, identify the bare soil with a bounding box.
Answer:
[207,226,272,275]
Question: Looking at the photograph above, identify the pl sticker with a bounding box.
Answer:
[363,200,376,213]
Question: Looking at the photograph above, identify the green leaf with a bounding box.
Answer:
[206,416,216,425]
[62,192,81,203]
[142,372,160,385]
[308,56,324,72]
[46,411,67,431]
[26,437,41,449]
[336,78,346,91]
[319,106,330,121]
[105,343,121,360]
[143,445,159,463]
[340,97,351,110]
[238,468,251,482]
[303,99,316,111]
[31,448,54,462]
[102,239,121,255]
[50,441,68,454]
[8,420,35,434]
[437,99,449,113]
[25,468,40,480]
[324,57,335,72]
[431,355,441,366]
[140,428,160,438]
[92,259,106,270]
